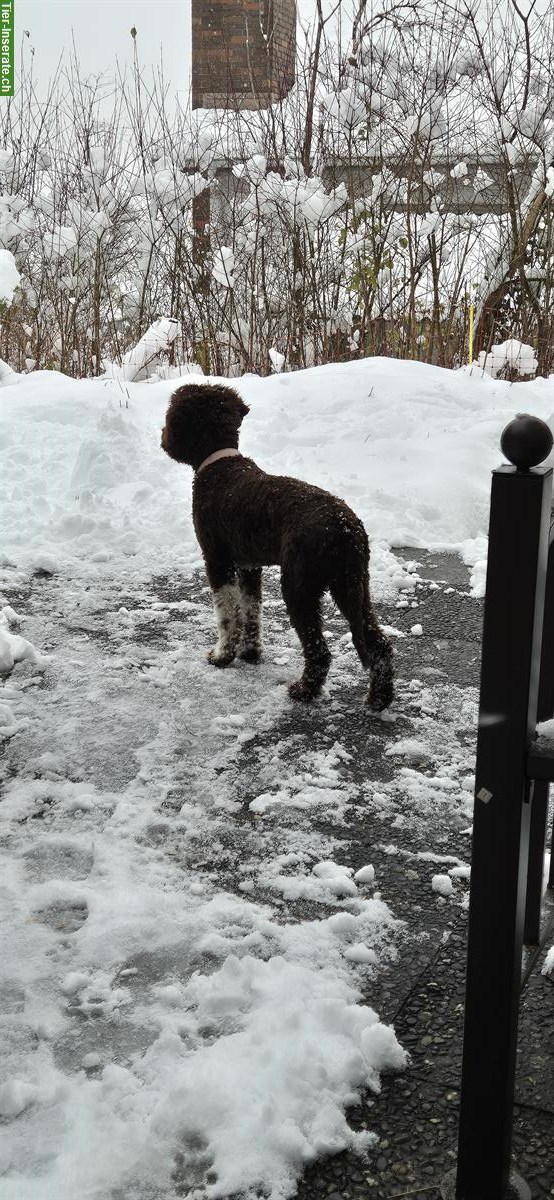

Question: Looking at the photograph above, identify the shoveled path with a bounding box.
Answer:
[129,547,553,1198]
[2,549,553,1199]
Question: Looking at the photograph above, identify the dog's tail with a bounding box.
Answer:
[329,570,394,711]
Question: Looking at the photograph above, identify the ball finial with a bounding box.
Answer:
[500,414,553,470]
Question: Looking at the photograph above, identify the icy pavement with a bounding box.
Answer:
[0,555,484,1199]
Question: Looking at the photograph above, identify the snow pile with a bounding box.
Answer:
[312,859,359,897]
[0,923,406,1200]
[0,606,45,675]
[265,856,381,908]
[1,357,552,594]
[154,954,406,1199]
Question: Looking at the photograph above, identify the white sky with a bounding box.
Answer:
[16,0,351,99]
[18,0,192,96]
[15,0,549,101]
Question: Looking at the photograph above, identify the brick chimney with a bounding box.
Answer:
[192,0,296,110]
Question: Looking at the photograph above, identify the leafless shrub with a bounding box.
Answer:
[0,0,552,378]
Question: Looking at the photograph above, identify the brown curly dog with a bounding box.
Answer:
[161,382,393,708]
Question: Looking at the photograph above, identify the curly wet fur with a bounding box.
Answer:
[161,382,394,708]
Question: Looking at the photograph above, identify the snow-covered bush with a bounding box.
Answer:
[476,338,539,380]
[0,0,552,377]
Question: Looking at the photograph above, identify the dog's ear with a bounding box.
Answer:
[221,387,249,426]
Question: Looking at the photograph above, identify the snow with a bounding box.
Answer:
[212,246,235,289]
[0,1081,39,1120]
[312,860,359,897]
[431,874,455,897]
[232,155,267,186]
[344,944,378,964]
[0,607,407,1199]
[476,339,539,380]
[0,607,46,675]
[103,317,180,382]
[151,956,405,1200]
[0,358,20,387]
[269,347,286,372]
[0,354,552,1198]
[536,719,554,751]
[543,946,554,976]
[354,864,375,885]
[0,247,20,303]
[1,357,552,597]
[42,223,78,260]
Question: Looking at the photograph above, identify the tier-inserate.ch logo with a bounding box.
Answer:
[1,1,14,97]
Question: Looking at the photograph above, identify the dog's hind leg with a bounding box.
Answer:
[205,557,242,667]
[329,576,371,666]
[238,568,262,662]
[329,573,394,711]
[281,561,331,701]
[363,581,394,711]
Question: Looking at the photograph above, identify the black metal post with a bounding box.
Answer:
[524,781,549,942]
[524,527,554,938]
[550,809,554,891]
[454,451,552,1199]
[542,527,554,892]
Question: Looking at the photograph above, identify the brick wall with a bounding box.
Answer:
[192,0,296,109]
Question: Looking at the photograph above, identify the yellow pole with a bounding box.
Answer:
[468,301,475,365]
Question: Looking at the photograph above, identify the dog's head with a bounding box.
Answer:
[161,383,250,469]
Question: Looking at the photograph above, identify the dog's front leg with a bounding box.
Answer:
[238,568,262,662]
[205,560,242,667]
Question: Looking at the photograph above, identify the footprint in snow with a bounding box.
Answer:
[23,840,94,882]
[172,1133,218,1197]
[34,898,89,933]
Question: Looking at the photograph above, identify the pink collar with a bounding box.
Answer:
[196,448,241,474]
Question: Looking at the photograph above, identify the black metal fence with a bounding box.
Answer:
[442,414,554,1200]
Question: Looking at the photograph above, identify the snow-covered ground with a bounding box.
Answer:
[2,357,553,593]
[1,357,553,1199]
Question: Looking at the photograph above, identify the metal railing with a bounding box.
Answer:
[442,414,554,1200]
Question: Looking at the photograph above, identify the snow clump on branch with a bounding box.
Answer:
[0,247,20,304]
